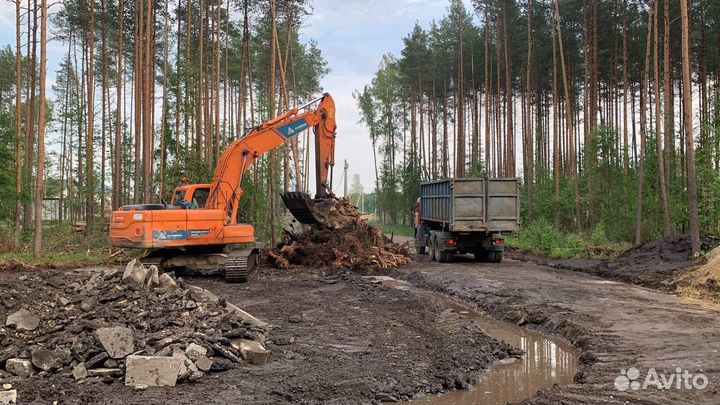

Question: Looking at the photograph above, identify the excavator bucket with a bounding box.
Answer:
[282,192,360,229]
[282,192,323,225]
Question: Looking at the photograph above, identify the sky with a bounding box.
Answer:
[302,0,477,192]
[0,0,477,193]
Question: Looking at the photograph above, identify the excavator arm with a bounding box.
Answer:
[206,93,337,224]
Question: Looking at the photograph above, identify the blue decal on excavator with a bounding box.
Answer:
[277,119,309,138]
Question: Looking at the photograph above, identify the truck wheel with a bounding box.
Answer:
[437,251,448,262]
[489,251,503,263]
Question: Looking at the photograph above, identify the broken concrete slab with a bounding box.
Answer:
[103,267,121,280]
[124,355,182,387]
[226,303,268,328]
[122,259,148,290]
[5,358,33,378]
[95,326,134,359]
[184,343,207,362]
[172,349,189,376]
[85,352,109,369]
[31,348,64,371]
[158,273,177,289]
[5,309,39,331]
[194,356,213,372]
[188,286,219,303]
[72,362,88,380]
[230,339,271,365]
[1,385,10,391]
[0,389,16,405]
[86,368,122,378]
[145,265,159,289]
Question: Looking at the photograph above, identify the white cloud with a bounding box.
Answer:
[304,0,476,190]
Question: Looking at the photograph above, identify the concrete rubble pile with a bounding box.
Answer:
[267,198,413,270]
[0,259,270,389]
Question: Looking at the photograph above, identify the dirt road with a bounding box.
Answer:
[0,267,514,404]
[384,252,720,404]
[3,246,719,404]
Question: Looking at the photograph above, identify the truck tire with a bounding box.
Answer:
[489,251,503,263]
[437,250,455,263]
[430,238,438,261]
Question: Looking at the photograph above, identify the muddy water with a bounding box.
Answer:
[412,298,579,405]
[366,277,579,405]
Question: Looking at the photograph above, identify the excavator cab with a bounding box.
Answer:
[172,185,211,209]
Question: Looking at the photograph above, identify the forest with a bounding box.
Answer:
[1,0,719,258]
[357,0,720,254]
[1,0,327,256]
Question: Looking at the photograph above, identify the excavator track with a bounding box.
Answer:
[224,248,259,283]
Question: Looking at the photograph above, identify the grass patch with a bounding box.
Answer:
[377,223,415,238]
[506,219,629,259]
[0,220,133,269]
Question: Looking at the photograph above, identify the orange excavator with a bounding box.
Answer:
[110,93,337,282]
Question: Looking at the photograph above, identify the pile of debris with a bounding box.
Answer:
[267,198,412,270]
[0,260,270,389]
[676,244,720,304]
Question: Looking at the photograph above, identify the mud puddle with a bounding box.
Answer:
[364,276,579,405]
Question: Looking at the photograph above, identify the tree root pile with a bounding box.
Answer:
[266,198,412,270]
[0,260,268,386]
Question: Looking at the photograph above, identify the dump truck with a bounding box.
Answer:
[414,177,520,263]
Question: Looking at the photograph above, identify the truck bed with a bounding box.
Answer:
[420,177,519,233]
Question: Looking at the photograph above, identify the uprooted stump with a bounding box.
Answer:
[266,198,412,270]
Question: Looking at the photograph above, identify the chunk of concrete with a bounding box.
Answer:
[188,286,219,303]
[145,265,159,289]
[86,368,122,378]
[72,362,88,380]
[124,355,182,387]
[171,349,189,376]
[230,339,271,365]
[5,358,33,378]
[158,273,177,289]
[31,349,64,371]
[5,309,39,331]
[122,259,148,290]
[95,326,135,359]
[194,356,213,372]
[184,343,207,361]
[0,389,16,405]
[225,303,268,328]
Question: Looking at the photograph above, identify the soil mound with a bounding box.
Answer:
[583,236,697,290]
[676,245,720,303]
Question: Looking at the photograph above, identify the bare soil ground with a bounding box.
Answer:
[0,266,513,404]
[383,253,720,404]
[4,235,720,404]
[509,236,720,292]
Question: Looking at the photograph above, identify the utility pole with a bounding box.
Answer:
[343,160,349,197]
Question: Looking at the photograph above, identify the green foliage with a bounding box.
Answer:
[506,218,628,259]
[506,218,583,258]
